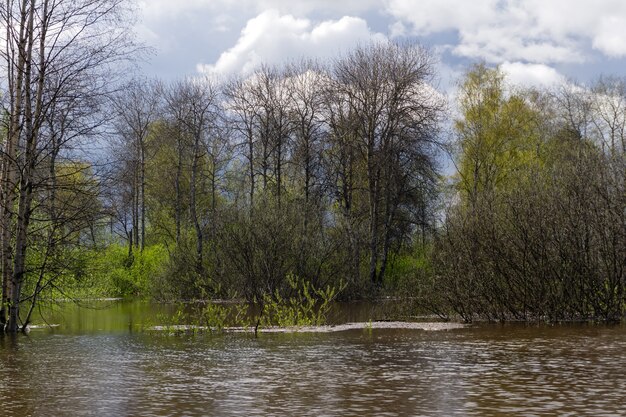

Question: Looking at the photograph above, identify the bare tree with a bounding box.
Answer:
[223,76,260,211]
[330,42,444,287]
[111,79,161,252]
[0,0,138,332]
[164,77,221,274]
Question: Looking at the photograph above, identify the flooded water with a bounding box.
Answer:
[1,301,625,416]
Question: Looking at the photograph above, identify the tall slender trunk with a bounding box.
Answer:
[127,230,133,257]
[190,132,203,273]
[262,139,268,191]
[0,138,16,327]
[18,0,51,332]
[210,162,217,241]
[9,181,32,333]
[248,128,255,211]
[378,181,396,286]
[133,164,139,249]
[140,142,145,251]
[8,0,41,333]
[368,164,381,286]
[175,132,182,244]
[1,0,31,328]
[342,145,360,286]
[209,158,221,281]
[299,132,311,280]
[276,141,282,206]
[23,133,57,329]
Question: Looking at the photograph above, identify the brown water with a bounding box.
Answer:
[1,301,625,416]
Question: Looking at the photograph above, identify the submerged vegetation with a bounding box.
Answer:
[150,275,344,335]
[0,3,624,333]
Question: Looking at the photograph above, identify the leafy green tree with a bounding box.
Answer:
[455,64,542,204]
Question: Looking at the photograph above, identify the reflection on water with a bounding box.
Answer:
[1,302,625,416]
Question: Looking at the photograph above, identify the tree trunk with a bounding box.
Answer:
[368,166,381,286]
[1,0,31,329]
[248,129,255,210]
[8,0,41,333]
[23,133,60,329]
[133,165,139,249]
[175,132,183,244]
[140,142,146,251]
[276,136,282,207]
[378,191,396,286]
[190,132,203,273]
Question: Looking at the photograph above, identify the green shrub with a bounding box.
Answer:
[258,274,344,328]
[384,243,433,296]
[86,244,168,297]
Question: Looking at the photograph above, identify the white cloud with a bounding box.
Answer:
[197,10,387,75]
[454,28,582,64]
[389,21,407,38]
[253,0,381,15]
[134,0,626,87]
[136,0,236,49]
[500,62,566,88]
[386,0,498,35]
[592,16,626,57]
[386,0,626,63]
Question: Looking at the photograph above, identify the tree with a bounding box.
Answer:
[433,67,626,322]
[111,79,161,253]
[329,42,444,287]
[0,0,138,332]
[169,78,221,275]
[455,64,542,203]
[283,61,333,287]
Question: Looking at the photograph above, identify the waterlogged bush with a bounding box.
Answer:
[198,302,226,330]
[149,305,197,335]
[149,276,346,336]
[434,142,626,322]
[258,275,344,328]
[149,230,221,301]
[149,301,245,334]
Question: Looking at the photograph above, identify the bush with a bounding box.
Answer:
[257,274,344,328]
[88,244,168,297]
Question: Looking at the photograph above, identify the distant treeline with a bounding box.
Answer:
[106,43,445,303]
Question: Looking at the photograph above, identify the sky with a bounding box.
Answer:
[135,0,626,92]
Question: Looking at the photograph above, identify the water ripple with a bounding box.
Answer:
[1,325,625,416]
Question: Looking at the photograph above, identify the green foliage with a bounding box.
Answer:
[21,247,106,301]
[456,63,542,201]
[384,243,433,295]
[149,232,219,301]
[434,75,626,322]
[258,274,344,327]
[200,302,229,332]
[87,244,168,297]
